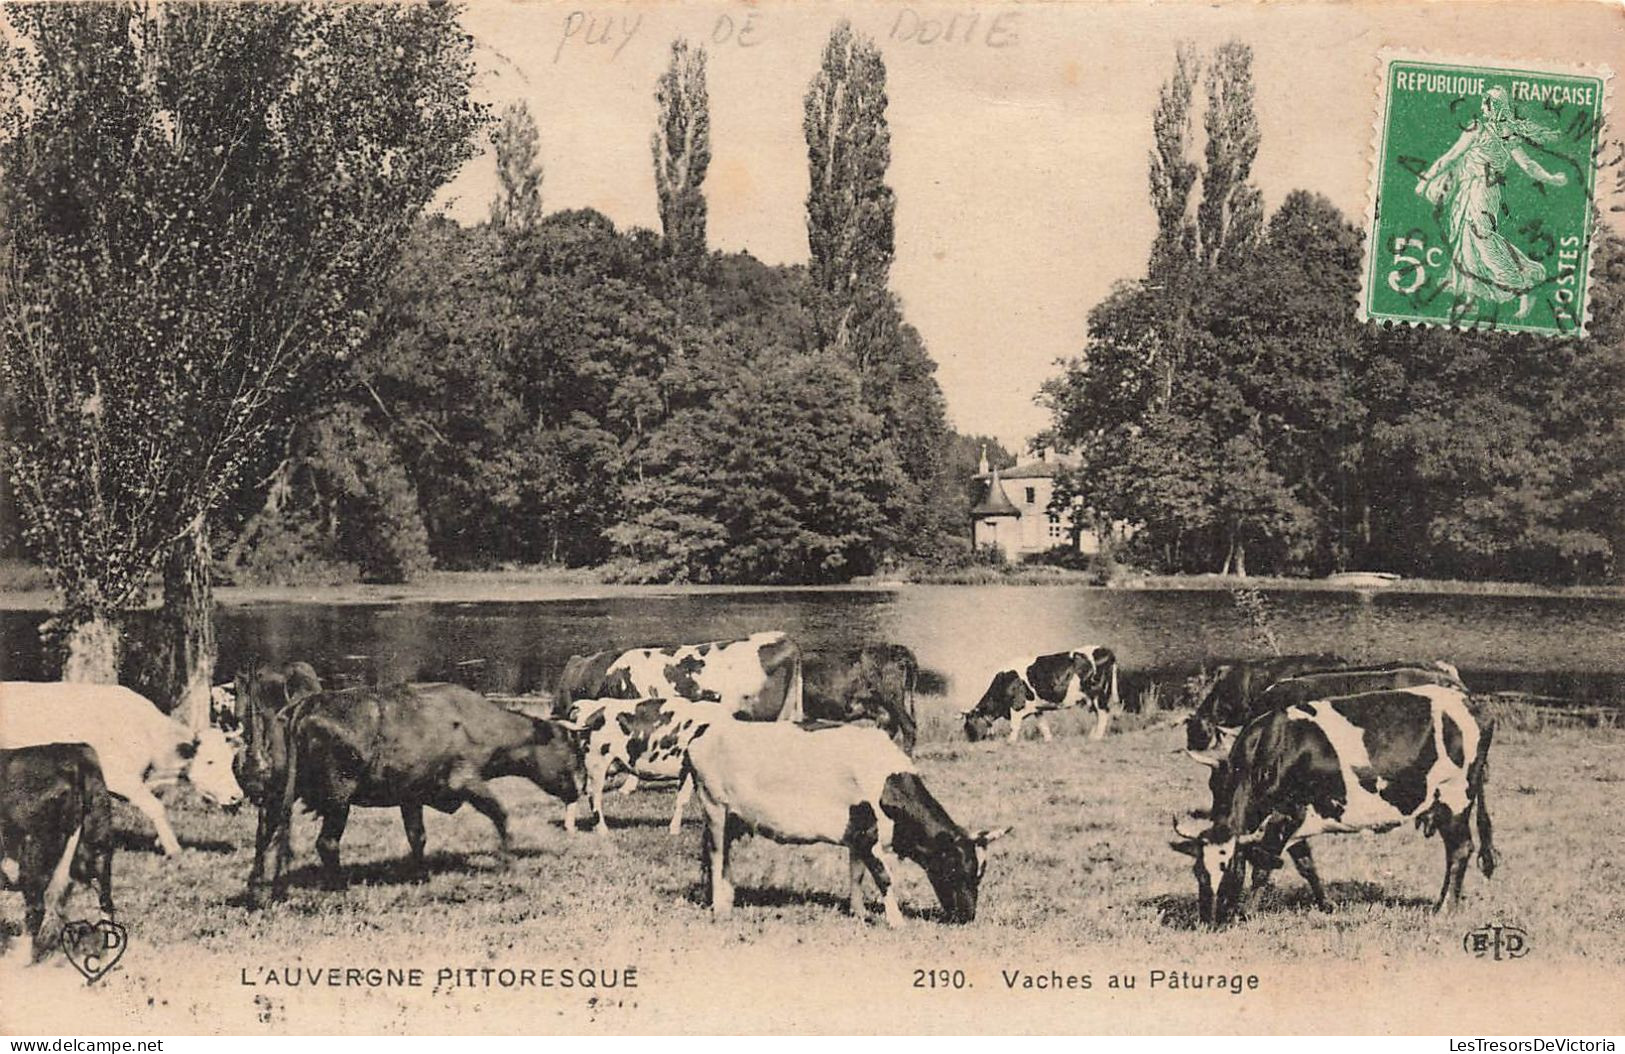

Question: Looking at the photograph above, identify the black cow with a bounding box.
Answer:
[236,676,586,908]
[1170,685,1496,926]
[964,646,1120,742]
[803,643,920,755]
[1183,653,1351,751]
[1,745,116,961]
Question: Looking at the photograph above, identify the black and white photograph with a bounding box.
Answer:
[0,0,1621,1037]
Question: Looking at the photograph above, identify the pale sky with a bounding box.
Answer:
[439,0,1623,451]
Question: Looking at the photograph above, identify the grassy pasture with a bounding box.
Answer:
[4,700,1624,1034]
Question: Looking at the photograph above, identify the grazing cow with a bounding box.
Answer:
[963,647,1120,743]
[1256,663,1465,713]
[236,678,585,908]
[0,682,245,856]
[0,744,116,962]
[1170,685,1496,926]
[685,720,1009,926]
[553,631,804,722]
[1183,653,1352,751]
[568,697,718,836]
[803,643,920,755]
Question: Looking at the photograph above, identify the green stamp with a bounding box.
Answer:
[1361,52,1610,336]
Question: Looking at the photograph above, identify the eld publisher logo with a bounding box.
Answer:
[1463,923,1530,961]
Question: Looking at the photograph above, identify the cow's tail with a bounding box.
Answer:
[1471,717,1496,879]
[39,821,83,952]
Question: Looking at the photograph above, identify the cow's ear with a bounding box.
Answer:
[177,738,199,759]
[615,712,638,736]
[1169,839,1202,857]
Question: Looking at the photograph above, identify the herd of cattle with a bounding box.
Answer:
[0,632,1500,960]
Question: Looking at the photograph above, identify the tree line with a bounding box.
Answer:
[1040,42,1624,585]
[0,6,971,714]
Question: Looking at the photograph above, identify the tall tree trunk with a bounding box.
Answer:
[1234,536,1248,577]
[59,614,121,683]
[164,517,217,731]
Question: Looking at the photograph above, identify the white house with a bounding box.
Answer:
[969,446,1093,557]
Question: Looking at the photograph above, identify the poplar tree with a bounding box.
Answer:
[1197,41,1263,268]
[651,39,710,263]
[490,101,543,234]
[803,21,895,372]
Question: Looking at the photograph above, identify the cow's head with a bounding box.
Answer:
[1168,813,1276,926]
[1076,647,1120,709]
[231,663,321,805]
[963,670,1030,741]
[180,726,246,808]
[513,718,589,805]
[916,824,1011,924]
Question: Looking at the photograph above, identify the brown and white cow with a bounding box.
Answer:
[963,647,1120,743]
[685,719,1009,926]
[0,683,245,856]
[1170,684,1496,926]
[555,631,804,722]
[565,697,718,836]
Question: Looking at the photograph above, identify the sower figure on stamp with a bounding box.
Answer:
[1415,85,1569,319]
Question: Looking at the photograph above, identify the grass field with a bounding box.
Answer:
[5,703,1624,1034]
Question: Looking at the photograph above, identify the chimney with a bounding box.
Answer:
[977,443,990,475]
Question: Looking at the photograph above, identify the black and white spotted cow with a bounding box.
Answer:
[565,697,718,836]
[554,631,804,722]
[684,719,1010,926]
[1170,684,1496,927]
[962,647,1120,743]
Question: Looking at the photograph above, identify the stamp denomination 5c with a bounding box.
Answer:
[1361,52,1610,336]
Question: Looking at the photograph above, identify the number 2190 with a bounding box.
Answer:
[913,968,968,989]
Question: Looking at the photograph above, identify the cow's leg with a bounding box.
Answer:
[862,847,905,928]
[848,849,869,919]
[1035,714,1056,742]
[1287,842,1329,911]
[1437,811,1474,912]
[248,807,279,908]
[123,783,183,857]
[1007,712,1024,743]
[585,752,613,838]
[400,804,428,877]
[94,843,116,920]
[619,775,640,795]
[668,771,695,835]
[316,805,350,891]
[700,802,735,917]
[1089,705,1113,741]
[460,781,512,861]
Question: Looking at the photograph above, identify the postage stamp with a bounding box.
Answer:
[1361,52,1611,336]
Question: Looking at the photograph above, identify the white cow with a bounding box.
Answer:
[0,682,245,856]
[686,720,1009,927]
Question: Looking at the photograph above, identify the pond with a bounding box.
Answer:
[3,585,1622,708]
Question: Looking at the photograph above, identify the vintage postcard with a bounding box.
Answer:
[1,0,1622,1040]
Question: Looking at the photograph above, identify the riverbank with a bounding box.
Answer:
[2,563,1623,612]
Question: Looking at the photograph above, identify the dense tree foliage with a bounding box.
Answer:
[1042,40,1624,583]
[0,3,483,703]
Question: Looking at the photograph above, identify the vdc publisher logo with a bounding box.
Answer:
[1463,922,1531,961]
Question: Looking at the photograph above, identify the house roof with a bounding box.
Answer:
[975,461,1063,480]
[970,468,1022,518]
